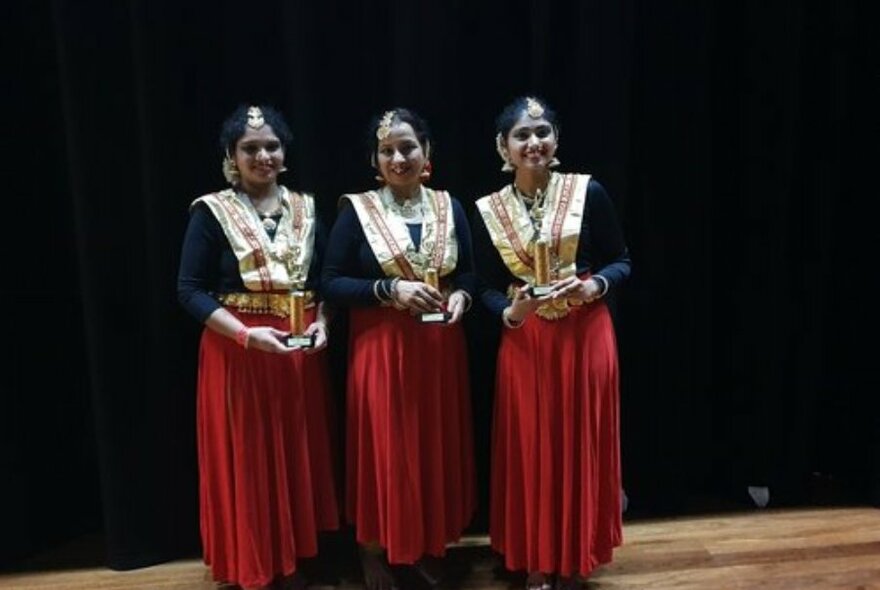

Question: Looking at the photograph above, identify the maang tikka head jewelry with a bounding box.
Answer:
[525,97,544,119]
[525,98,561,167]
[376,110,396,140]
[246,106,265,129]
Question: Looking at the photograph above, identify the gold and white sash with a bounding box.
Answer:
[476,172,590,285]
[192,186,316,291]
[340,187,458,280]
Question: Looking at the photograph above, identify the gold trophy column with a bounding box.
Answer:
[532,239,553,296]
[420,267,448,323]
[285,291,314,347]
[290,291,305,335]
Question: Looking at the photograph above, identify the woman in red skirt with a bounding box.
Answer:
[177,104,339,590]
[322,108,476,590]
[473,96,631,590]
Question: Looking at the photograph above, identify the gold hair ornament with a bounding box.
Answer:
[376,110,396,140]
[246,106,265,129]
[526,97,544,119]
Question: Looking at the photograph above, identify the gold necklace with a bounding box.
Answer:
[514,184,549,241]
[248,189,283,232]
[390,198,419,218]
[258,202,282,231]
[384,188,423,219]
[260,214,280,232]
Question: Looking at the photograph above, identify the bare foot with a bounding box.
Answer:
[360,546,397,590]
[413,554,445,586]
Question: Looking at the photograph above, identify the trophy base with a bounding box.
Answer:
[420,311,451,324]
[285,333,316,348]
[529,285,554,297]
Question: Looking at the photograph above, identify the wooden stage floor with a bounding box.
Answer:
[2,507,879,589]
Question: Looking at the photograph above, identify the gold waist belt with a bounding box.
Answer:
[217,291,315,317]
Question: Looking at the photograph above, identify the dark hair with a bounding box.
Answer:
[495,96,559,139]
[219,104,293,154]
[367,107,433,163]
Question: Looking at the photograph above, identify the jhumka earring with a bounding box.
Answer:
[370,153,384,183]
[222,150,240,185]
[419,161,433,182]
[496,132,515,172]
[549,124,561,168]
[419,142,433,181]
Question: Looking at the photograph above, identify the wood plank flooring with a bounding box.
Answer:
[2,507,879,589]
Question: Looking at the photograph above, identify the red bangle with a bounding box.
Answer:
[235,326,250,348]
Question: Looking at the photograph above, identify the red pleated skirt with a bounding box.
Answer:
[197,309,339,588]
[345,306,476,564]
[490,301,622,577]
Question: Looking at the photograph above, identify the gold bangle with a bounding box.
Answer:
[389,277,402,303]
[372,280,386,303]
[452,290,473,312]
[592,275,609,297]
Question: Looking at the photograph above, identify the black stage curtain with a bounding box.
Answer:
[3,0,875,572]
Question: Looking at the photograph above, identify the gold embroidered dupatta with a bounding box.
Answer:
[341,187,458,280]
[476,172,590,319]
[192,187,316,291]
[477,173,589,283]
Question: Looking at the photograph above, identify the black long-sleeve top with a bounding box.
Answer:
[321,196,476,306]
[177,202,327,323]
[472,178,631,317]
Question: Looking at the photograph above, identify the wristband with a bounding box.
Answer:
[372,280,387,303]
[235,326,250,349]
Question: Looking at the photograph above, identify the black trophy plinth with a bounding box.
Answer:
[285,333,316,348]
[419,310,451,324]
[528,284,554,297]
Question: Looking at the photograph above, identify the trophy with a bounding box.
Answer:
[419,267,451,323]
[285,291,316,348]
[529,239,554,297]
